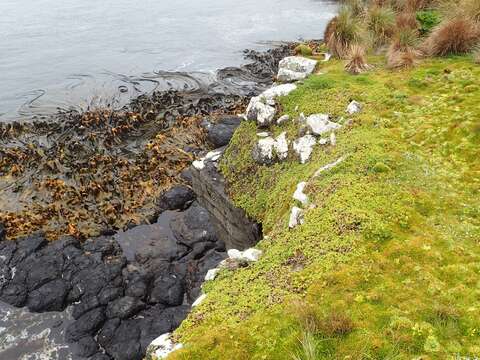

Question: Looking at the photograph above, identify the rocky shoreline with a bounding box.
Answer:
[0,45,292,360]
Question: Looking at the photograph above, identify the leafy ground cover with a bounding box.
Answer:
[168,55,480,359]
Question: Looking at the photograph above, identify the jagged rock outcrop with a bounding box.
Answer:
[190,162,262,250]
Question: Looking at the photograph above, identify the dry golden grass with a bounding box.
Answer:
[318,312,355,337]
[387,47,421,68]
[395,11,419,30]
[424,17,480,56]
[345,44,372,74]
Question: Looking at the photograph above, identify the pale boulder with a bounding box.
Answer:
[289,207,305,228]
[293,135,316,164]
[277,56,318,82]
[306,114,341,136]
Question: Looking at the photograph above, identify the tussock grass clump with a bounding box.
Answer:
[345,44,372,74]
[291,332,318,360]
[388,27,421,68]
[366,6,396,47]
[326,6,363,58]
[396,11,419,30]
[424,17,480,56]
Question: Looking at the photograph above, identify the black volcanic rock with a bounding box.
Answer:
[26,279,69,312]
[157,185,195,211]
[206,116,242,148]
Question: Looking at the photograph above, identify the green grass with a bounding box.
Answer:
[167,56,480,359]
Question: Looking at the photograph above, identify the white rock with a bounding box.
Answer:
[277,114,290,125]
[257,132,270,138]
[242,248,263,262]
[298,112,306,124]
[252,136,276,165]
[293,182,309,206]
[330,133,337,146]
[227,249,243,260]
[204,268,220,281]
[289,207,305,228]
[192,294,207,307]
[253,133,289,164]
[323,53,332,62]
[147,333,183,360]
[227,248,262,262]
[306,114,341,136]
[246,96,276,127]
[273,132,289,161]
[277,56,318,82]
[313,156,347,178]
[318,138,329,145]
[293,135,316,164]
[205,149,223,162]
[294,105,299,112]
[192,160,205,170]
[346,100,362,115]
[261,84,297,100]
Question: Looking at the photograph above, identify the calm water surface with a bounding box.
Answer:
[0,0,337,121]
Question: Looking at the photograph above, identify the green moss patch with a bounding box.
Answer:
[170,57,480,359]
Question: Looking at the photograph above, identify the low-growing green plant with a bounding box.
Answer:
[294,44,313,56]
[416,10,441,35]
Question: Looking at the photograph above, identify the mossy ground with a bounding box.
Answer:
[168,56,480,359]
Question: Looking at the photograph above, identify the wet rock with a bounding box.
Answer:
[306,114,341,136]
[0,223,5,241]
[190,163,262,250]
[91,354,112,360]
[98,286,124,305]
[206,116,242,147]
[149,274,185,306]
[10,233,47,265]
[106,296,145,319]
[0,283,27,307]
[66,307,106,342]
[26,279,69,312]
[170,202,218,248]
[101,319,143,360]
[293,135,317,164]
[125,278,148,299]
[158,185,195,211]
[73,336,99,358]
[72,296,101,320]
[277,56,318,82]
[180,168,193,185]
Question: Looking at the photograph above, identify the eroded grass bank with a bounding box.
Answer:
[169,56,480,359]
